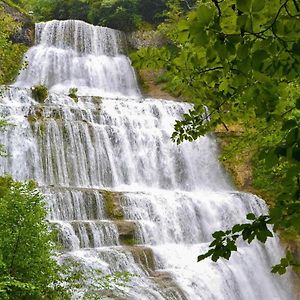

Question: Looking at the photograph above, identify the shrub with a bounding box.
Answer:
[31,84,48,103]
[0,176,65,299]
[68,87,78,102]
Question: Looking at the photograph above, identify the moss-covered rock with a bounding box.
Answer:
[31,85,48,103]
[102,190,124,220]
[68,87,78,102]
[115,220,138,245]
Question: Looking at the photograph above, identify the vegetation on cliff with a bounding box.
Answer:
[0,5,29,84]
[132,0,300,274]
[7,0,172,32]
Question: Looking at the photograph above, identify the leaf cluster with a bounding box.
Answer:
[132,0,300,274]
[0,7,28,84]
[198,213,273,262]
[0,176,64,299]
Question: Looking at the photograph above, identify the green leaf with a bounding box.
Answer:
[252,50,269,70]
[296,98,300,109]
[252,0,265,12]
[237,44,249,60]
[257,231,267,243]
[212,231,225,239]
[246,213,256,220]
[265,151,278,168]
[196,4,214,28]
[286,128,298,146]
[237,0,252,12]
[282,119,297,130]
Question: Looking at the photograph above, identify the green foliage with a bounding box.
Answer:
[0,7,28,84]
[87,0,140,32]
[198,214,273,262]
[26,0,89,22]
[68,87,78,102]
[137,0,167,24]
[272,251,300,275]
[0,176,63,299]
[132,0,300,273]
[31,85,48,103]
[22,0,169,31]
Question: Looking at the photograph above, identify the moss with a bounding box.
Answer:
[114,220,137,245]
[119,235,137,246]
[27,106,46,133]
[102,190,124,220]
[68,87,78,103]
[27,114,37,124]
[31,85,48,103]
[135,69,148,93]
[92,96,102,104]
[51,108,61,120]
[92,96,102,113]
[38,121,46,137]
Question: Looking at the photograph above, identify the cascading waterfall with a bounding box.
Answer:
[14,20,140,98]
[0,19,295,299]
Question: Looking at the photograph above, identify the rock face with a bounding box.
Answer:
[0,1,34,46]
[127,30,165,50]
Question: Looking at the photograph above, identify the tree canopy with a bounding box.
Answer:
[10,0,169,31]
[0,176,67,299]
[132,0,300,274]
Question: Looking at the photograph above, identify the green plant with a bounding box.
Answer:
[68,87,78,102]
[31,84,48,103]
[0,7,28,84]
[0,176,65,299]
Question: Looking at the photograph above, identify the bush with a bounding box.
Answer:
[0,8,28,85]
[68,87,78,102]
[31,84,48,103]
[0,176,65,299]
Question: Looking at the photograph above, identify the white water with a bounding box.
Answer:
[0,20,294,299]
[14,20,140,98]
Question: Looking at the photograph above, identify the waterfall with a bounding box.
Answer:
[0,20,294,299]
[14,20,140,98]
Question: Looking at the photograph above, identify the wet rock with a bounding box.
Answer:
[114,220,137,245]
[127,246,156,274]
[151,271,188,300]
[102,190,124,220]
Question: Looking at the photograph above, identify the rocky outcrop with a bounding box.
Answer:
[0,1,34,46]
[127,30,165,50]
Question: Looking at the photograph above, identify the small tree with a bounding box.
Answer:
[0,176,64,299]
